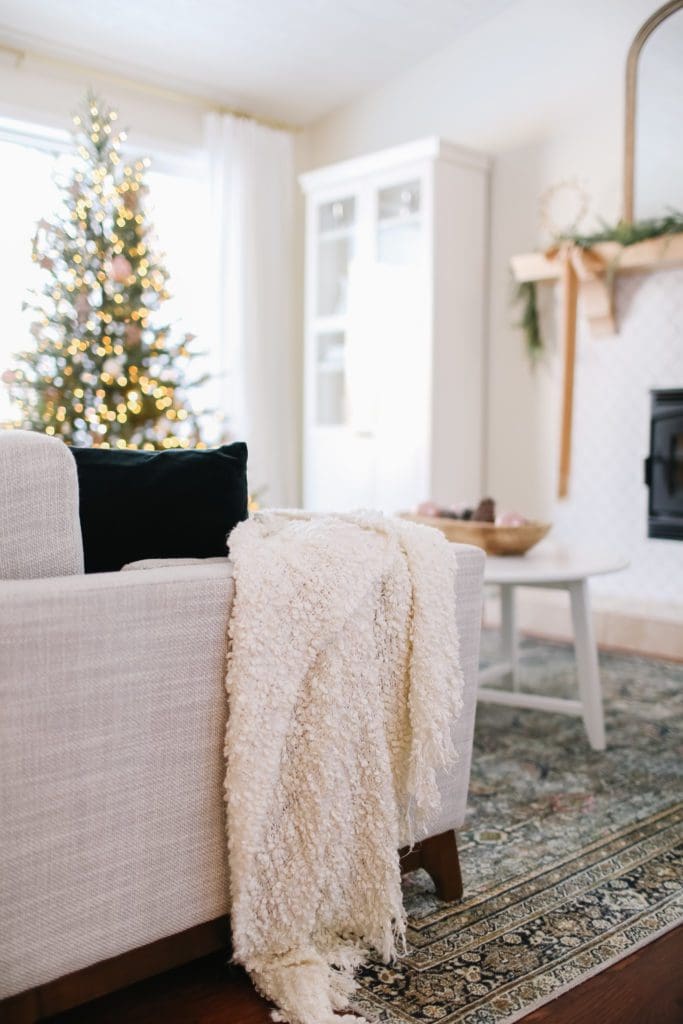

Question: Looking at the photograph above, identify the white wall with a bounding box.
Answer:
[304,0,668,522]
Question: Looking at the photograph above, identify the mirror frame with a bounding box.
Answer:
[623,0,683,221]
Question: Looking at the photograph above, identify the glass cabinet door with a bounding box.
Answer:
[313,196,356,425]
[315,331,346,426]
[316,196,356,317]
[376,179,421,265]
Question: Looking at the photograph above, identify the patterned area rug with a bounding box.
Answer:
[353,634,683,1024]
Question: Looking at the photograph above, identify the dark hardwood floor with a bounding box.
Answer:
[48,926,683,1024]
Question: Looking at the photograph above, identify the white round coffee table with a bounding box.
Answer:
[480,547,628,751]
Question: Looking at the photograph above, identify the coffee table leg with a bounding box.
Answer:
[500,584,518,690]
[569,579,606,751]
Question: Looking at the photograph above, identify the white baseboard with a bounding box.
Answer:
[483,587,683,661]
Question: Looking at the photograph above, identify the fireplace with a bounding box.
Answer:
[645,389,683,540]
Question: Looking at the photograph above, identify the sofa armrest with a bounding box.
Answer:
[0,430,84,579]
[426,541,485,839]
[0,563,234,998]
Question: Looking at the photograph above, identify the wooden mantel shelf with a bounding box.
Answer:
[511,230,683,501]
[511,230,683,283]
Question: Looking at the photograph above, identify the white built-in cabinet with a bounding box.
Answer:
[299,137,490,514]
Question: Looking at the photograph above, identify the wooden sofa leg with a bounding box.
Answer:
[400,829,463,902]
[421,830,463,901]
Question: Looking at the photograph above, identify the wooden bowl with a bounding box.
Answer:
[401,515,551,556]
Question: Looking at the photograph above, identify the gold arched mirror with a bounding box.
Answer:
[624,0,683,221]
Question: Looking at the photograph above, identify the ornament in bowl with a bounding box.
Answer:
[403,498,551,555]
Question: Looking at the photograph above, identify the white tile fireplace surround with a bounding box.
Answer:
[555,265,683,604]
[489,265,683,659]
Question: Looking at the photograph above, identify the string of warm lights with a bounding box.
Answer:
[6,92,205,449]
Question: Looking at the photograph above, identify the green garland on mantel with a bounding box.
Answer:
[514,281,543,361]
[515,210,683,362]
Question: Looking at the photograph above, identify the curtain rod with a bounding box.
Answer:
[0,40,299,133]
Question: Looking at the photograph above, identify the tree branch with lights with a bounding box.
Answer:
[5,92,207,449]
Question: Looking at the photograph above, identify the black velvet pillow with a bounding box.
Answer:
[71,443,248,573]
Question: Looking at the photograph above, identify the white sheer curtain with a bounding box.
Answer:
[205,112,298,507]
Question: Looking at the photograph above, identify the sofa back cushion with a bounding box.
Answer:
[0,430,84,579]
[71,442,248,573]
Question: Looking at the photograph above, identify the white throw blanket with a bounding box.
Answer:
[224,510,463,1024]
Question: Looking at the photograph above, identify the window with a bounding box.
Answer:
[0,138,61,421]
[0,127,214,429]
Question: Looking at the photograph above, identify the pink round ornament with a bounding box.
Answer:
[496,511,528,527]
[417,501,440,517]
[125,323,142,346]
[110,255,133,282]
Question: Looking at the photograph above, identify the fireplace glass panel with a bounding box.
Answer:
[646,389,683,539]
[674,433,683,491]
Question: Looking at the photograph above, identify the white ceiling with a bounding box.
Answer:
[0,0,515,125]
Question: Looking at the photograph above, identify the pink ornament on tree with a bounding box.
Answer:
[75,293,90,323]
[110,255,133,282]
[124,322,142,346]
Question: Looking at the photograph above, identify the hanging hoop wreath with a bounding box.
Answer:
[539,179,591,239]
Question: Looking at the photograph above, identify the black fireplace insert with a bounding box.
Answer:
[645,389,683,540]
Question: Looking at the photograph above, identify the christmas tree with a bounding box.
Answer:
[6,93,205,449]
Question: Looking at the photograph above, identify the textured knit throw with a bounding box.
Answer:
[224,510,463,1024]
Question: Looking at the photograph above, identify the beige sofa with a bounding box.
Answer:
[0,430,484,1018]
